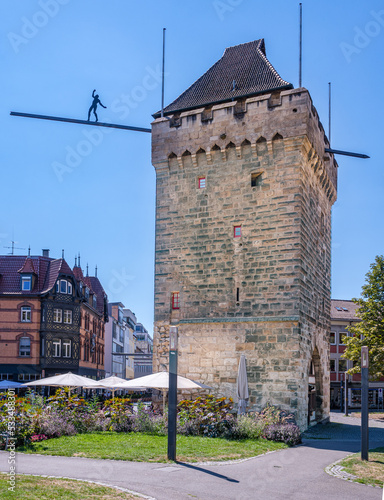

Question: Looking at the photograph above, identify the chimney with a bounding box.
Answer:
[42,249,50,257]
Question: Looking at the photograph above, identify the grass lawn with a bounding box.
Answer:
[17,432,287,462]
[337,447,384,488]
[0,473,140,499]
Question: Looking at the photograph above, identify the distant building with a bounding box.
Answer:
[0,250,108,382]
[133,323,153,378]
[330,299,384,409]
[105,303,125,379]
[122,308,136,379]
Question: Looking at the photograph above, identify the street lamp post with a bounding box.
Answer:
[361,346,369,461]
[344,372,349,417]
[340,372,344,413]
[168,326,178,461]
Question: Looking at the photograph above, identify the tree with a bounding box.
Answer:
[343,255,384,380]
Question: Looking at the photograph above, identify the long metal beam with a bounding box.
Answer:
[10,111,151,133]
[112,353,152,356]
[325,148,370,159]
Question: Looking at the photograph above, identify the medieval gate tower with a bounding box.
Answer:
[151,39,337,428]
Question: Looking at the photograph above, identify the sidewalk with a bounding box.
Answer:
[0,412,383,500]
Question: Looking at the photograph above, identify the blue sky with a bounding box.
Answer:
[1,0,383,333]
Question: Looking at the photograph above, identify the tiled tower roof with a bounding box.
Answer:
[154,39,292,117]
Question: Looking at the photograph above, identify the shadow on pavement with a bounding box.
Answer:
[175,461,239,483]
[302,419,384,453]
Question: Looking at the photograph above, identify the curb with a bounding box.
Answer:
[325,456,382,490]
[0,471,156,500]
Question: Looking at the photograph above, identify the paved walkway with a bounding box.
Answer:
[1,412,383,500]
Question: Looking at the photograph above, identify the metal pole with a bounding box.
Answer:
[340,372,344,413]
[168,326,178,461]
[344,373,348,417]
[299,3,302,88]
[361,346,369,461]
[328,82,331,145]
[161,28,166,118]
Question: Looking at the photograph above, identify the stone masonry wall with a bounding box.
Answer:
[152,88,337,428]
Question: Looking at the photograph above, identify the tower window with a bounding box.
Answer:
[172,292,180,310]
[198,177,206,189]
[236,287,240,302]
[234,226,242,238]
[251,172,262,187]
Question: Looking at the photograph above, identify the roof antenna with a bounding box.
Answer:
[95,265,98,277]
[75,255,77,267]
[62,249,65,259]
[328,82,331,145]
[86,263,89,277]
[299,3,302,88]
[325,81,370,158]
[161,28,166,118]
[28,246,31,257]
[78,252,81,268]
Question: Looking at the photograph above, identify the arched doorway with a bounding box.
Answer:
[308,347,323,425]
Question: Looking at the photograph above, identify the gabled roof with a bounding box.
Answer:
[84,276,107,316]
[72,265,85,282]
[0,255,75,295]
[154,39,292,117]
[17,257,37,275]
[41,258,74,294]
[331,299,360,321]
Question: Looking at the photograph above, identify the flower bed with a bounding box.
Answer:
[0,390,301,448]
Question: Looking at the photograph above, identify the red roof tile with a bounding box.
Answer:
[17,257,37,274]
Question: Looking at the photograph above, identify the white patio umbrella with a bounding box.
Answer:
[237,354,249,415]
[93,376,142,397]
[23,372,100,396]
[115,371,211,413]
[0,380,23,390]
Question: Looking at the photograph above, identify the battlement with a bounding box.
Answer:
[152,87,337,199]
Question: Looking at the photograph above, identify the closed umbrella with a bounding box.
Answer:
[237,354,249,415]
[23,371,100,396]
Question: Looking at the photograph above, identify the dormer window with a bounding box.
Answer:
[92,295,97,309]
[85,288,90,301]
[21,275,32,291]
[56,279,73,295]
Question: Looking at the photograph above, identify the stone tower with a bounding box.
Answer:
[151,39,337,428]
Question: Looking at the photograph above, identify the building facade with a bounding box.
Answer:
[105,303,125,378]
[133,322,153,378]
[0,251,108,382]
[330,299,384,410]
[151,39,337,428]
